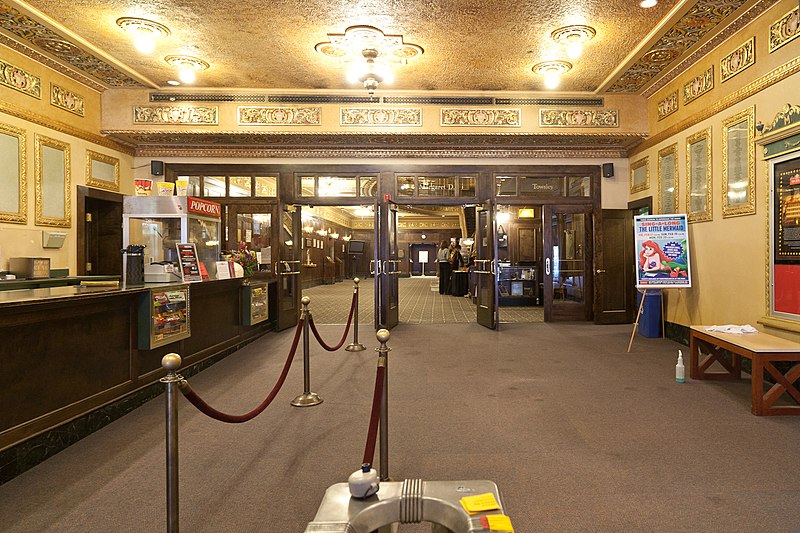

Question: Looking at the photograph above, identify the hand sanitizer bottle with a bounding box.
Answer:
[676,350,685,383]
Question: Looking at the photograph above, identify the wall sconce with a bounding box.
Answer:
[343,234,352,241]
[532,60,572,90]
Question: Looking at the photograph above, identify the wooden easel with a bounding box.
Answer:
[627,289,665,352]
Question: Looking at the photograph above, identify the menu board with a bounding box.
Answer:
[176,243,203,282]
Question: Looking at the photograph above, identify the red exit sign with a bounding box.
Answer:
[187,197,221,218]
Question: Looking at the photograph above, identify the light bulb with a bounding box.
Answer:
[134,32,156,54]
[544,71,560,89]
[178,68,196,84]
[566,41,582,59]
[640,0,657,7]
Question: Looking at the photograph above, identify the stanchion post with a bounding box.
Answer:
[376,328,391,481]
[160,353,183,533]
[292,296,323,407]
[346,278,366,352]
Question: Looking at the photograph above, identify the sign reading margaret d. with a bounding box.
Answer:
[634,214,692,288]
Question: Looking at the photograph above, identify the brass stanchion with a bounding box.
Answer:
[345,277,366,352]
[376,328,391,481]
[292,296,323,407]
[160,353,183,533]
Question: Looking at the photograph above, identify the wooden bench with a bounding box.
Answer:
[689,326,800,416]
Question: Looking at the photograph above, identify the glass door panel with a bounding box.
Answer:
[475,201,498,329]
[543,205,592,321]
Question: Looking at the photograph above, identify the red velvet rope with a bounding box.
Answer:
[178,318,305,423]
[308,291,357,351]
[362,364,385,467]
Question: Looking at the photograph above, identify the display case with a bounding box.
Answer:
[242,281,269,325]
[123,196,222,283]
[138,284,191,349]
[498,265,538,306]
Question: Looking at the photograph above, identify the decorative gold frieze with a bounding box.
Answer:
[0,59,41,98]
[769,7,800,53]
[759,103,800,136]
[721,37,755,83]
[657,91,679,121]
[683,67,714,105]
[539,109,618,127]
[440,108,521,127]
[238,106,321,126]
[133,106,218,125]
[340,108,422,126]
[50,83,84,117]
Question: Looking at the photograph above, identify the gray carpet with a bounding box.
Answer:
[1,323,799,532]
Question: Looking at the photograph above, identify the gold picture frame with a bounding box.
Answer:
[34,133,71,227]
[630,156,649,194]
[686,127,712,223]
[86,150,120,191]
[722,106,755,218]
[0,122,27,224]
[658,143,679,214]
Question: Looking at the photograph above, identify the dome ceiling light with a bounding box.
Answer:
[532,60,572,90]
[164,55,209,84]
[315,25,423,94]
[116,17,170,54]
[551,25,596,59]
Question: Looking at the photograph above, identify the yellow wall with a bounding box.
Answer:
[0,44,134,274]
[634,0,800,340]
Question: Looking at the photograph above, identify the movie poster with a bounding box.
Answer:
[634,214,692,288]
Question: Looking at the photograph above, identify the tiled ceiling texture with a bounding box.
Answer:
[0,0,770,93]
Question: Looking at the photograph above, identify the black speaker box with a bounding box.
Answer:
[151,160,165,176]
[602,162,614,178]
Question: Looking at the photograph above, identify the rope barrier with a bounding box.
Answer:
[362,363,386,468]
[178,318,305,423]
[308,291,357,351]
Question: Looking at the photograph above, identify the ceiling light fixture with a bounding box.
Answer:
[640,0,658,7]
[551,25,596,59]
[532,60,572,90]
[116,17,170,54]
[316,25,423,95]
[164,55,209,84]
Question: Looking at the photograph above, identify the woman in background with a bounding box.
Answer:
[437,240,451,294]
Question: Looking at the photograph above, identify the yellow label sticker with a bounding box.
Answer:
[459,492,500,513]
[486,514,514,532]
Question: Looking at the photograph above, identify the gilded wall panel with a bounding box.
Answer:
[50,83,84,116]
[440,108,521,127]
[769,7,800,53]
[683,67,714,105]
[0,59,40,98]
[133,106,219,125]
[720,37,755,82]
[238,106,321,125]
[657,91,678,121]
[340,108,422,126]
[539,109,618,127]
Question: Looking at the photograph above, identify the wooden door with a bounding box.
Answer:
[543,205,593,321]
[276,206,301,331]
[594,209,635,324]
[475,201,498,329]
[376,200,400,329]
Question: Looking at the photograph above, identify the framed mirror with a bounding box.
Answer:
[35,133,71,227]
[686,127,712,223]
[722,106,755,218]
[86,150,119,191]
[0,122,26,224]
[630,156,649,194]
[658,143,679,214]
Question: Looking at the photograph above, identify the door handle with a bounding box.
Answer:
[545,257,551,276]
[595,269,606,274]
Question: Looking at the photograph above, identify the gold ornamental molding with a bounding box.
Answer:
[399,219,461,230]
[683,67,714,106]
[0,100,133,155]
[340,107,422,126]
[769,7,800,53]
[720,37,755,83]
[133,106,219,125]
[238,106,321,126]
[0,58,41,98]
[634,56,800,156]
[305,206,355,228]
[50,83,84,117]
[539,109,618,127]
[657,91,679,121]
[440,108,521,127]
[0,121,27,224]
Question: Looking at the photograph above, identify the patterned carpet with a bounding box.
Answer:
[303,275,543,325]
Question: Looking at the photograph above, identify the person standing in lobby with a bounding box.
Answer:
[437,240,451,294]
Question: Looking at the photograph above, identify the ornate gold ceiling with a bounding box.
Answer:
[0,0,773,93]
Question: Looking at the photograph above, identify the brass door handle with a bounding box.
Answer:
[595,269,606,274]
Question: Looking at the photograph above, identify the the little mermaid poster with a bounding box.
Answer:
[634,214,692,288]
